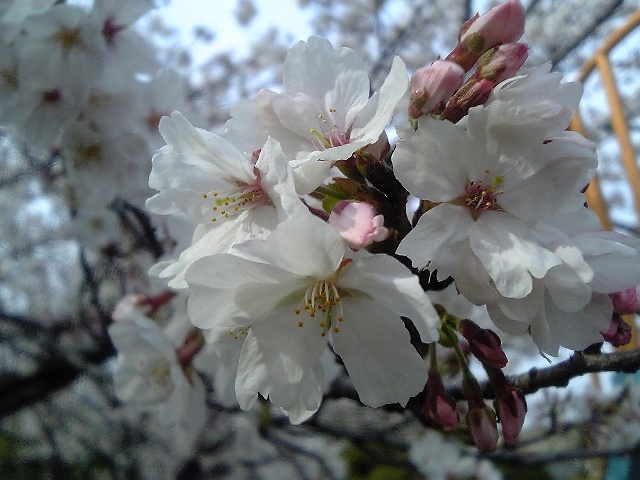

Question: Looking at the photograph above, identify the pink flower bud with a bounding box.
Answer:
[328,200,388,250]
[459,319,508,369]
[495,387,527,447]
[467,406,499,452]
[424,370,460,431]
[602,313,633,347]
[611,285,640,314]
[477,43,528,83]
[442,78,494,123]
[409,60,465,118]
[460,0,526,50]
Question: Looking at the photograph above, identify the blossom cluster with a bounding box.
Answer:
[0,0,193,246]
[105,0,640,451]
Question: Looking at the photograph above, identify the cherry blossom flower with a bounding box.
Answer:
[17,3,106,103]
[108,299,206,448]
[186,213,440,422]
[91,0,159,94]
[147,111,303,288]
[394,101,597,305]
[224,36,409,194]
[390,85,640,354]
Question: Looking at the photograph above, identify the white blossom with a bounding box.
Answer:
[224,36,409,194]
[147,111,303,288]
[186,212,439,422]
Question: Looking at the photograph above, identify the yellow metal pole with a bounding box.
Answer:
[594,52,640,225]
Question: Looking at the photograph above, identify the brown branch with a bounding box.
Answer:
[448,348,640,400]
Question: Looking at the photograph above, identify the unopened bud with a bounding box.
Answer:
[442,78,495,122]
[602,313,633,347]
[477,43,528,83]
[459,319,508,369]
[494,387,527,447]
[460,0,526,50]
[467,406,499,452]
[447,0,526,72]
[409,60,465,118]
[328,200,388,250]
[611,285,640,314]
[424,370,459,431]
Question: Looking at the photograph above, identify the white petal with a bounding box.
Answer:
[339,254,439,342]
[393,118,468,201]
[351,56,408,144]
[397,203,473,269]
[235,311,326,417]
[332,297,428,407]
[186,254,302,327]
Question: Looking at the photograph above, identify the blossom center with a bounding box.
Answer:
[203,180,270,223]
[138,357,174,399]
[460,172,504,218]
[309,107,351,150]
[295,279,344,336]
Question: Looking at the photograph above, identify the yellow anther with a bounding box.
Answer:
[333,327,339,333]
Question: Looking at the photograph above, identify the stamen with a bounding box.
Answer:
[202,182,269,223]
[294,279,346,335]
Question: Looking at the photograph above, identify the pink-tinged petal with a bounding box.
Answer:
[339,254,439,343]
[393,118,469,201]
[332,298,428,407]
[328,201,388,250]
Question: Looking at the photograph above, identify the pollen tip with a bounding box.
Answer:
[298,321,304,327]
[333,327,339,333]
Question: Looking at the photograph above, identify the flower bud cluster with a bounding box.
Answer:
[425,318,526,451]
[410,0,528,123]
